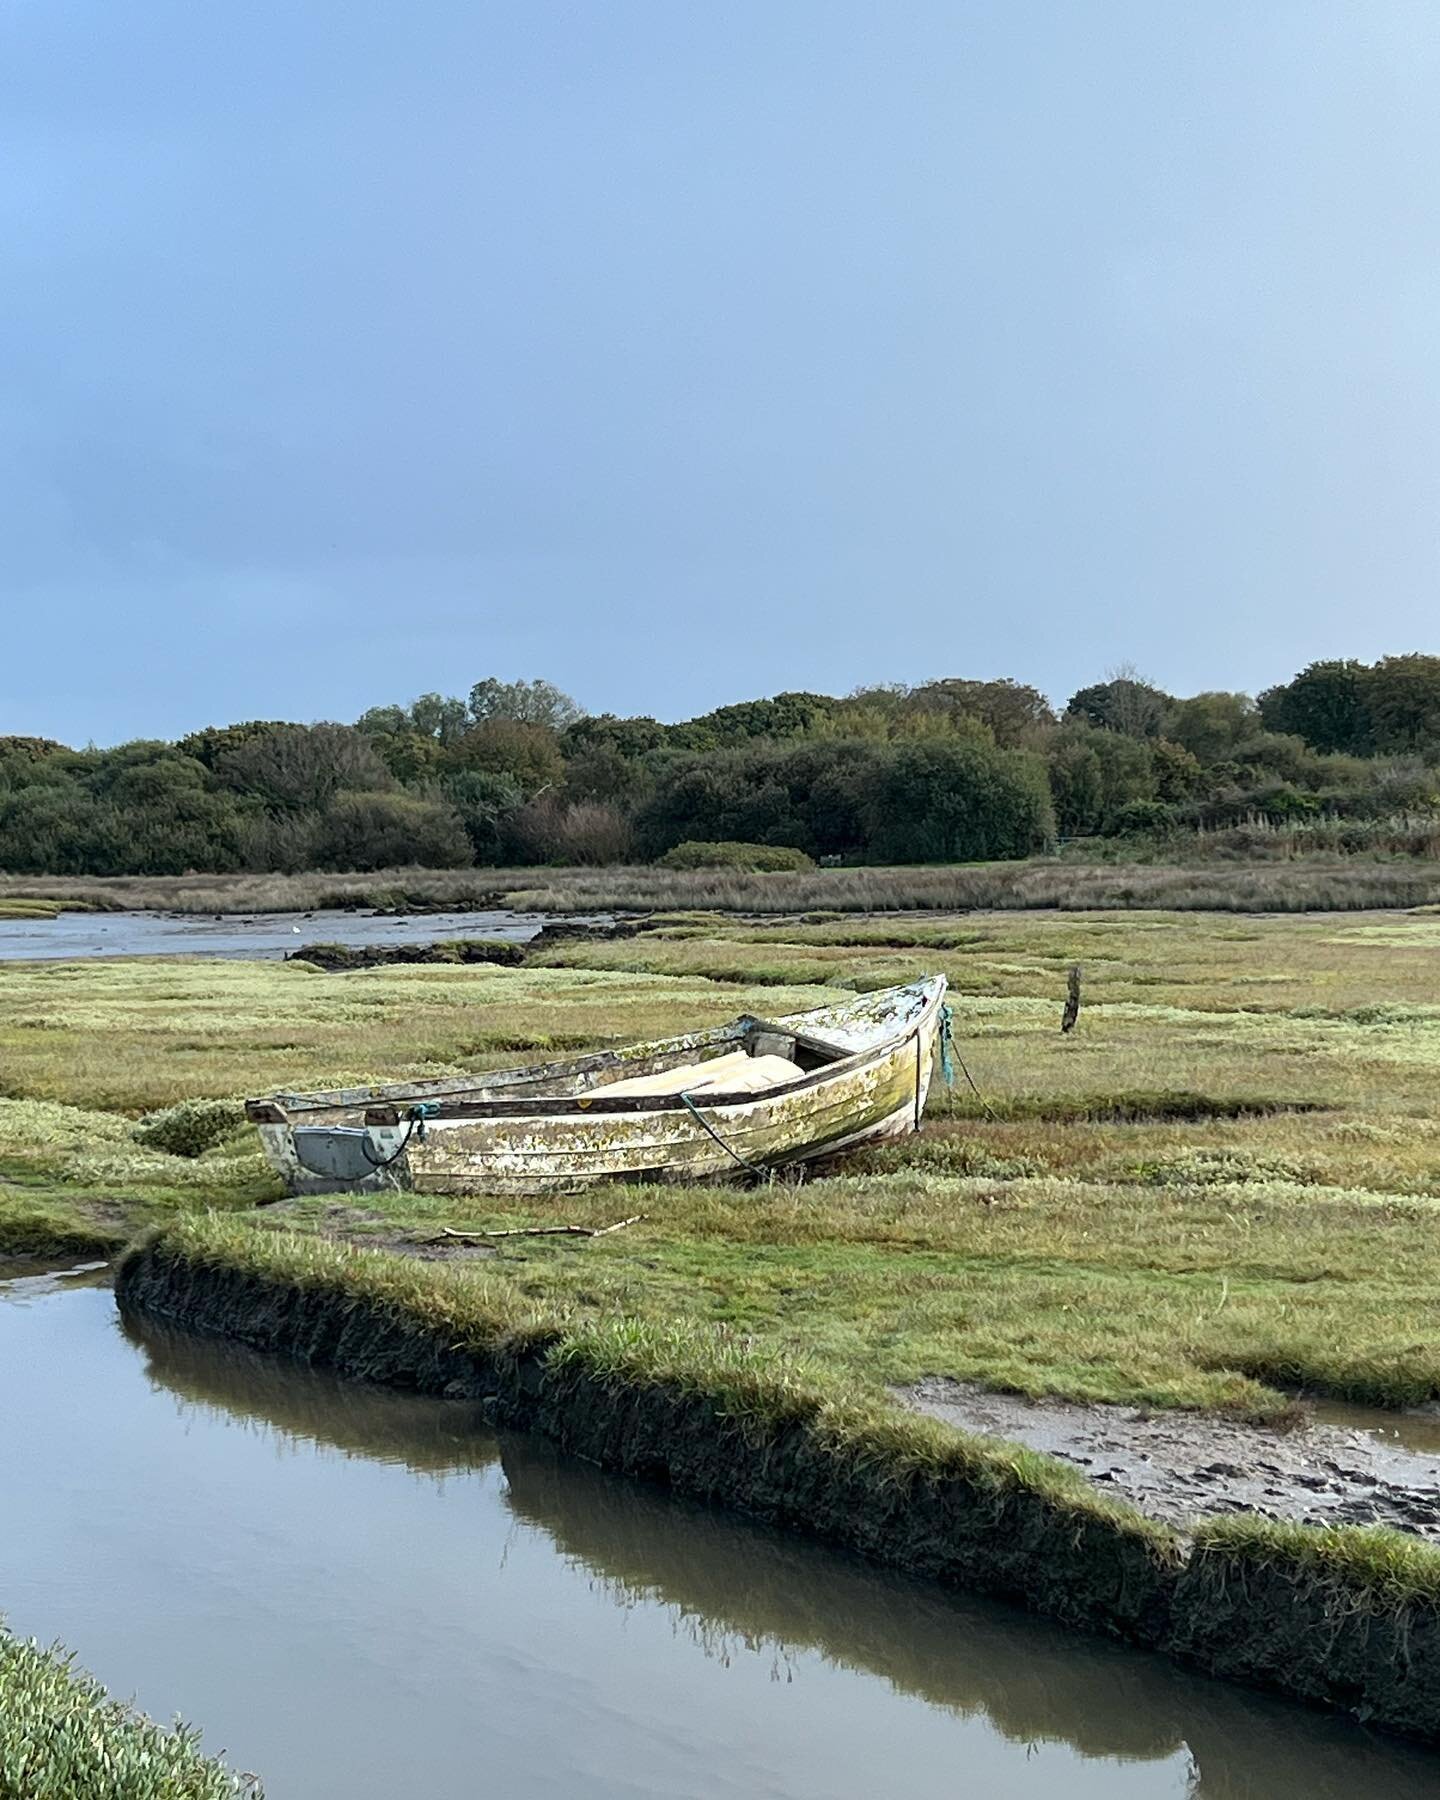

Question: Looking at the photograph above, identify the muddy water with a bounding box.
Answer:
[0,907,583,961]
[1,1275,1437,1800]
[1316,1397,1440,1457]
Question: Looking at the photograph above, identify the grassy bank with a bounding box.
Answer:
[116,1220,1440,1742]
[5,854,1440,916]
[0,1620,257,1798]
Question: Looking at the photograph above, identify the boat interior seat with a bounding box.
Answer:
[594,1048,805,1099]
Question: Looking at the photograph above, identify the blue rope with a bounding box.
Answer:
[407,1101,441,1140]
[938,1003,956,1087]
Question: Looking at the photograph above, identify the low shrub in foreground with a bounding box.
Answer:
[0,1624,257,1798]
[133,1099,248,1159]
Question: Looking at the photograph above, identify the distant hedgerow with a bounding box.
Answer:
[657,841,816,873]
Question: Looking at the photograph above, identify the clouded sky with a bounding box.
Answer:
[3,2,1438,744]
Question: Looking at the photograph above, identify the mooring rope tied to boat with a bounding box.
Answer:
[360,1101,442,1169]
[677,1091,768,1177]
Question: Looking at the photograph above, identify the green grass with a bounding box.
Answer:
[0,1622,257,1798]
[1190,1514,1440,1608]
[0,1192,128,1257]
[10,908,1440,1417]
[128,1213,1169,1540]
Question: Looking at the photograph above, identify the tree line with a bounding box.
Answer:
[3,660,1439,876]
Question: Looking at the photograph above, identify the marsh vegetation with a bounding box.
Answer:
[0,1622,255,1799]
[8,907,1440,1420]
[13,904,1440,1742]
[6,658,1440,879]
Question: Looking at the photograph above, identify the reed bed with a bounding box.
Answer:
[4,855,1440,916]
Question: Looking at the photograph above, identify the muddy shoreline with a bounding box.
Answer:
[901,1379,1440,1543]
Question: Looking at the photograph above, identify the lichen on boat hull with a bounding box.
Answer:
[249,977,948,1197]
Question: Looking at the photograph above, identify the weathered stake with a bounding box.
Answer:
[1061,964,1082,1034]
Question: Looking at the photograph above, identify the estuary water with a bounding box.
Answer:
[1,1265,1437,1800]
[0,907,571,961]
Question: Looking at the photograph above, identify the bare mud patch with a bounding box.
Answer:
[898,1378,1440,1542]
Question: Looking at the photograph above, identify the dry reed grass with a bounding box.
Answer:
[4,855,1440,916]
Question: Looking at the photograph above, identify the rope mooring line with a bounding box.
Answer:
[678,1091,767,1176]
[360,1101,442,1170]
[938,1003,995,1120]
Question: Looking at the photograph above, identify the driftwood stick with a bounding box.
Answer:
[438,1214,645,1242]
[441,1223,588,1239]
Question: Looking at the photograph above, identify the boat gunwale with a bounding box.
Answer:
[361,981,945,1122]
[248,978,946,1124]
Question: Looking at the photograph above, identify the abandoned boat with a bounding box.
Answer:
[245,975,950,1196]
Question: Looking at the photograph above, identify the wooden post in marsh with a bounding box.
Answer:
[1061,964,1082,1034]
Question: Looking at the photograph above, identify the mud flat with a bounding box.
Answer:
[116,1222,1440,1748]
[902,1379,1440,1541]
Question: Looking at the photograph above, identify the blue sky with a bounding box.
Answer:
[3,2,1438,745]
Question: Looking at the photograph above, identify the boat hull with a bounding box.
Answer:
[252,977,947,1197]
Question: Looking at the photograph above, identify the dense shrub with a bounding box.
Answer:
[133,1099,247,1158]
[636,742,873,859]
[309,791,472,871]
[1111,800,1178,836]
[657,840,815,872]
[9,659,1440,878]
[862,740,1055,862]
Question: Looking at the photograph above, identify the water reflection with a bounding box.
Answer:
[121,1315,1440,1799]
[0,1255,111,1299]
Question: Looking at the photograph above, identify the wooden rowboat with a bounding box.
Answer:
[245,976,949,1197]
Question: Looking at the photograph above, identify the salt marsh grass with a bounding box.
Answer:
[0,1623,257,1798]
[8,908,1440,1415]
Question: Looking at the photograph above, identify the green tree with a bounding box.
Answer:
[1065,672,1172,738]
[560,713,668,759]
[439,769,525,863]
[1166,692,1257,764]
[1257,660,1372,754]
[468,677,584,730]
[636,741,874,859]
[211,723,393,811]
[862,740,1054,862]
[1364,655,1440,753]
[1046,723,1157,834]
[666,691,838,751]
[444,719,565,793]
[310,791,472,870]
[905,678,1056,746]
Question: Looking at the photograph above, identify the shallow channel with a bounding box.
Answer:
[0,906,582,962]
[2,1266,1437,1799]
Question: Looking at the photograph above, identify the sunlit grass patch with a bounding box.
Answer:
[0,959,843,1113]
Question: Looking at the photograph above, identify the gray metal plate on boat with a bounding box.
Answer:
[292,1127,380,1182]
